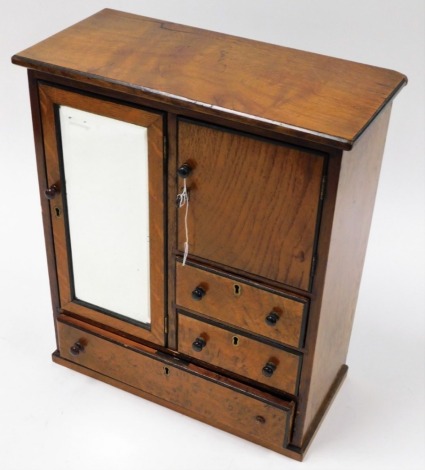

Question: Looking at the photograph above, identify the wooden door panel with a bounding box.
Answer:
[177,120,324,291]
[39,83,165,345]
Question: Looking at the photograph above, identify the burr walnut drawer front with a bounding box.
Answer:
[177,313,301,395]
[57,320,295,447]
[176,262,308,349]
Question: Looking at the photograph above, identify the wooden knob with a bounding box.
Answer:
[69,341,85,356]
[265,311,280,326]
[192,337,206,352]
[177,163,192,178]
[44,184,59,200]
[262,362,276,377]
[191,286,206,301]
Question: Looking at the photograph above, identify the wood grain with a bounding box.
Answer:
[176,261,308,348]
[177,313,301,395]
[12,9,407,149]
[15,10,408,460]
[57,319,294,448]
[177,120,324,291]
[39,83,165,345]
[292,103,393,447]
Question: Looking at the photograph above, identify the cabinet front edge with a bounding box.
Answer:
[13,56,356,151]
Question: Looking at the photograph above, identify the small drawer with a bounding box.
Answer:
[57,320,295,448]
[178,313,301,395]
[176,262,308,349]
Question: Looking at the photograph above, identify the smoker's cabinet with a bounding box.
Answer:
[12,9,406,461]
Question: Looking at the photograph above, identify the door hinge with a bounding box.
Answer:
[163,135,168,159]
[320,174,327,201]
[311,254,318,278]
[164,316,168,334]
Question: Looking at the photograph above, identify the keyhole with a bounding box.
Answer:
[232,336,240,346]
[54,207,62,218]
[233,284,241,296]
[163,366,170,376]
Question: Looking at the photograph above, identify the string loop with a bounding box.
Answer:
[177,179,189,265]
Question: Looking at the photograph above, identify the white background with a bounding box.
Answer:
[1,1,424,469]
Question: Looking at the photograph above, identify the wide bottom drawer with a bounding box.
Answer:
[56,319,295,449]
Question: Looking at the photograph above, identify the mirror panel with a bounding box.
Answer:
[59,105,151,324]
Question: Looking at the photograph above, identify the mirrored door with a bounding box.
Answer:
[39,84,165,345]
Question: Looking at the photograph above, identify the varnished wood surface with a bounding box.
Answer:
[28,72,61,339]
[166,114,178,349]
[293,104,393,447]
[297,365,348,456]
[39,83,165,345]
[176,262,307,349]
[16,10,408,460]
[177,313,301,395]
[12,9,406,149]
[57,319,294,448]
[177,120,324,291]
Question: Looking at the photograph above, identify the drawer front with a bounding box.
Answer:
[176,262,307,349]
[177,119,325,291]
[57,321,294,447]
[178,314,301,395]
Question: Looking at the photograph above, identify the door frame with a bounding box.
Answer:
[38,82,166,345]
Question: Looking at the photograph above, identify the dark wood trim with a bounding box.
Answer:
[71,298,152,331]
[166,113,178,349]
[307,156,330,292]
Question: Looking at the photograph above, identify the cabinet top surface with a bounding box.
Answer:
[12,9,406,149]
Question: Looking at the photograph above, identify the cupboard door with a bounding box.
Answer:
[177,120,325,291]
[39,84,165,345]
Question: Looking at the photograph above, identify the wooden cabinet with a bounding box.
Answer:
[12,9,406,461]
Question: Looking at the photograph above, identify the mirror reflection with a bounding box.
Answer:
[59,106,151,324]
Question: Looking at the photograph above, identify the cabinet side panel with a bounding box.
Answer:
[299,104,393,446]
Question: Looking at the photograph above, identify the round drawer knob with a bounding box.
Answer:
[69,341,85,356]
[177,163,193,179]
[262,362,277,377]
[265,311,280,326]
[192,337,206,352]
[44,184,59,200]
[255,415,266,424]
[191,286,206,301]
